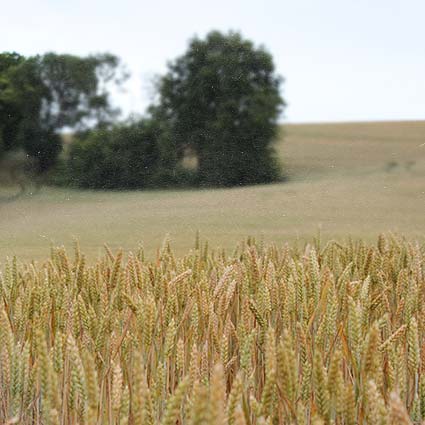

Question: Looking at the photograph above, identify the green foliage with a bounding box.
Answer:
[18,120,62,172]
[155,30,284,187]
[2,32,284,188]
[67,120,162,189]
[0,52,26,155]
[64,112,198,190]
[33,53,124,130]
[0,51,125,172]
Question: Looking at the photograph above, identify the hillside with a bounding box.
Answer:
[0,121,424,260]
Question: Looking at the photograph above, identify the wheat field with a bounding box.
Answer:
[0,121,424,261]
[1,122,424,423]
[0,234,424,424]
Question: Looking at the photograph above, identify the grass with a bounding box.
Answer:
[0,120,424,260]
[0,235,422,423]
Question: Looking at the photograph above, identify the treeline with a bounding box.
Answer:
[0,52,125,172]
[1,31,284,188]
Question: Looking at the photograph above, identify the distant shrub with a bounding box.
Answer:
[67,120,162,189]
[148,167,198,189]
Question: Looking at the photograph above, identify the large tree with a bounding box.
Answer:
[0,52,25,156]
[0,51,126,171]
[33,53,124,131]
[155,30,285,186]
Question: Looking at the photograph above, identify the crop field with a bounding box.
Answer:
[0,122,424,424]
[0,120,424,261]
[0,234,424,423]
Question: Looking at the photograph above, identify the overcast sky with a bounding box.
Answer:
[2,0,424,123]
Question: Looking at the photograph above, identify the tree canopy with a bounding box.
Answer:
[2,31,285,188]
[0,52,25,155]
[155,30,284,186]
[0,51,126,171]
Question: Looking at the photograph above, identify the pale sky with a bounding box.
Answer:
[2,0,424,122]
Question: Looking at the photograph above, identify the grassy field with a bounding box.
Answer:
[0,120,424,260]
